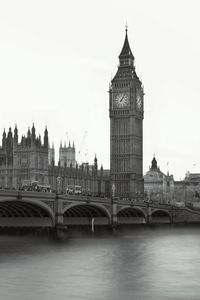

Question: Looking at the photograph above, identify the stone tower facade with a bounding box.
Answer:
[59,141,76,168]
[48,143,55,166]
[109,29,144,198]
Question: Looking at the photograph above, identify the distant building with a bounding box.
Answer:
[182,172,200,203]
[144,156,174,204]
[0,125,110,196]
[144,158,200,205]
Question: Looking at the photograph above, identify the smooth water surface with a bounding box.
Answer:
[0,227,200,300]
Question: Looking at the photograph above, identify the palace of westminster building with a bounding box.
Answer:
[0,124,110,195]
[0,29,199,202]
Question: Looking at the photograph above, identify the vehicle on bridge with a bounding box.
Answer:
[187,202,200,209]
[175,201,185,207]
[22,180,39,191]
[66,185,82,195]
[22,180,51,192]
[37,184,51,193]
[81,188,92,196]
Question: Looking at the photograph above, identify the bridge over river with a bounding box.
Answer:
[0,190,200,228]
[0,190,200,233]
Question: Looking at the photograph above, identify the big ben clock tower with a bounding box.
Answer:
[109,28,144,198]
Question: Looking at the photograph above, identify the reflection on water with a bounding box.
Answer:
[1,227,200,300]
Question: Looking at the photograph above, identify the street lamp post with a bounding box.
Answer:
[55,175,61,225]
[111,183,116,225]
[56,176,61,194]
[144,197,153,224]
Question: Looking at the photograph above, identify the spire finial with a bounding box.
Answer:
[125,22,128,33]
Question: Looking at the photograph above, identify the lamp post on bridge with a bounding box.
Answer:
[55,175,62,225]
[144,197,153,224]
[111,183,117,232]
[111,183,116,221]
[56,176,61,195]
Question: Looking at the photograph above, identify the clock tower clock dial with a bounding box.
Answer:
[109,28,144,198]
[136,90,143,111]
[114,93,129,108]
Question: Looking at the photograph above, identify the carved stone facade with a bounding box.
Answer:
[0,125,49,188]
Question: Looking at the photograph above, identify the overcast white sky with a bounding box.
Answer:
[0,0,200,180]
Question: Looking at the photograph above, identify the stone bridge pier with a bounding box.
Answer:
[55,195,63,225]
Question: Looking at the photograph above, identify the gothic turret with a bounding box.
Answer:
[27,127,31,147]
[100,165,103,177]
[7,127,13,149]
[38,134,41,147]
[44,126,48,148]
[7,127,12,139]
[2,129,6,148]
[94,154,98,171]
[31,123,36,142]
[14,124,18,144]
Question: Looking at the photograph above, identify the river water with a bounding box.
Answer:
[1,226,200,300]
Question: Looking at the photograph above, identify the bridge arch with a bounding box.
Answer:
[117,206,146,224]
[0,199,55,227]
[151,209,171,223]
[63,203,111,225]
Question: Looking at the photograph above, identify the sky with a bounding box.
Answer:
[0,0,200,180]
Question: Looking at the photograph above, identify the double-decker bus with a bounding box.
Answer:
[66,185,81,195]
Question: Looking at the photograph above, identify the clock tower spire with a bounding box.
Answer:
[109,29,144,199]
[118,26,134,67]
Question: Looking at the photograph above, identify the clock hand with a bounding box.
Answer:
[120,96,125,102]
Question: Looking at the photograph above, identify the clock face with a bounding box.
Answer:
[136,91,142,111]
[114,93,129,108]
